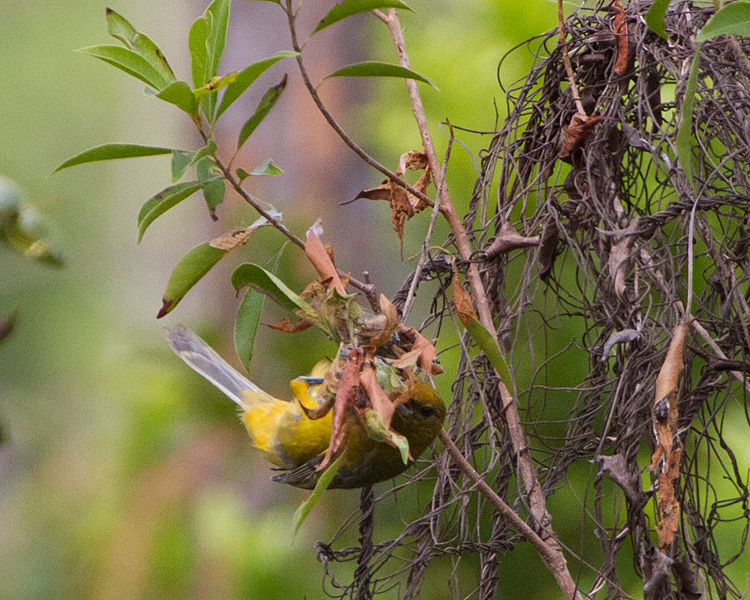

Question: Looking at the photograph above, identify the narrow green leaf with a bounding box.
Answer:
[696,1,750,42]
[189,14,211,90]
[462,317,513,388]
[55,143,173,172]
[250,158,284,176]
[216,51,298,119]
[137,180,210,242]
[194,72,238,100]
[234,247,283,373]
[105,8,176,85]
[77,45,169,90]
[314,0,412,34]
[197,158,225,220]
[645,0,671,39]
[676,50,701,194]
[231,263,312,314]
[157,242,228,318]
[234,287,265,373]
[202,0,231,119]
[292,453,346,535]
[156,81,198,115]
[171,141,217,182]
[323,61,437,89]
[237,75,288,150]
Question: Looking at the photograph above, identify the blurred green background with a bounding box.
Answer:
[8,1,746,599]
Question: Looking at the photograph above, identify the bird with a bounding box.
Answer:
[165,325,445,489]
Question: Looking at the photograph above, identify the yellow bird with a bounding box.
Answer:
[166,326,445,489]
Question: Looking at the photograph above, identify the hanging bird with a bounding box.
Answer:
[166,326,445,489]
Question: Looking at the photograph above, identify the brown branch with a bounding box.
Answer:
[557,0,585,115]
[215,158,380,310]
[379,8,580,599]
[439,430,582,600]
[282,0,433,210]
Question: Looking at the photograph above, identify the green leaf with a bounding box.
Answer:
[238,75,288,150]
[171,151,194,182]
[250,158,284,176]
[645,0,671,39]
[171,141,217,182]
[234,247,284,373]
[216,51,298,119]
[77,45,169,90]
[190,0,231,119]
[189,13,211,90]
[137,180,211,242]
[197,158,225,220]
[231,263,313,314]
[234,287,265,374]
[696,1,750,42]
[323,61,437,89]
[236,167,251,181]
[194,72,238,100]
[292,452,346,535]
[364,409,410,464]
[156,81,198,115]
[157,242,228,318]
[313,0,412,34]
[676,50,701,194]
[105,8,176,85]
[54,143,173,172]
[461,313,514,389]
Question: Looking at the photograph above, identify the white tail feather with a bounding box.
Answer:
[165,325,265,405]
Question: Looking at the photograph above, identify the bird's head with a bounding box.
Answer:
[391,379,446,459]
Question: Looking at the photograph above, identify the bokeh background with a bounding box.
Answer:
[8,1,741,599]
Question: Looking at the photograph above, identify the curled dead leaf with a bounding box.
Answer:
[364,294,400,347]
[608,226,637,300]
[538,213,559,281]
[209,225,257,251]
[349,151,432,254]
[479,222,540,260]
[305,220,347,295]
[360,364,395,432]
[268,317,313,333]
[560,113,603,159]
[657,446,682,547]
[612,0,630,76]
[452,266,478,326]
[317,349,364,472]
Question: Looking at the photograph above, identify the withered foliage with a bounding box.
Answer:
[314,1,750,599]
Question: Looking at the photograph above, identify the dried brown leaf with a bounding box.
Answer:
[538,213,559,281]
[366,294,400,347]
[481,222,540,260]
[297,392,335,421]
[396,327,443,375]
[560,113,602,159]
[317,350,364,472]
[268,317,313,333]
[612,0,630,76]
[305,220,346,295]
[657,446,682,547]
[360,364,395,431]
[208,226,255,251]
[608,228,636,299]
[452,266,478,326]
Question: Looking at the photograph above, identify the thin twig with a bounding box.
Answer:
[557,0,585,115]
[215,157,380,309]
[439,429,582,600]
[379,8,581,599]
[283,0,434,210]
[401,125,453,321]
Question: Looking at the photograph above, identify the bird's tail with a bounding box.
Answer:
[165,325,265,406]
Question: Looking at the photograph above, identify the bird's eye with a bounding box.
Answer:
[416,403,436,418]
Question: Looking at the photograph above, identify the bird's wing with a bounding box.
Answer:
[165,325,265,405]
[269,454,324,490]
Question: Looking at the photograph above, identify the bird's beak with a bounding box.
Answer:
[396,403,413,417]
[297,376,325,385]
